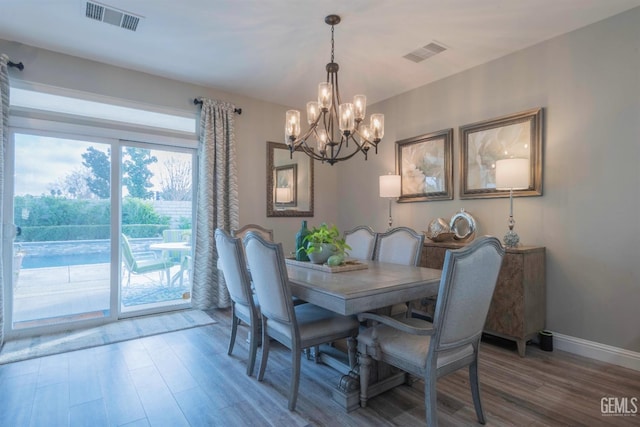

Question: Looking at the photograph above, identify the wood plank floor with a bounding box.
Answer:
[1,308,638,426]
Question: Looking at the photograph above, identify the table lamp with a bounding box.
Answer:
[495,158,529,247]
[275,186,291,203]
[379,173,401,229]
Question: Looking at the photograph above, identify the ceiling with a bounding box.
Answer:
[2,0,639,108]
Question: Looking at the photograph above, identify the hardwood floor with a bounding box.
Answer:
[1,308,638,426]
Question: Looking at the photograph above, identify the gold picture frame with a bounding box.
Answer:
[396,128,453,203]
[459,108,543,199]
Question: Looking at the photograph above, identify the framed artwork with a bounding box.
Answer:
[274,164,297,207]
[396,128,453,202]
[459,108,543,199]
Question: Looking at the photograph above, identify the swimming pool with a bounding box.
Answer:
[21,253,111,269]
[17,238,162,269]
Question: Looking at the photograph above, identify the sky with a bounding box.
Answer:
[13,133,189,197]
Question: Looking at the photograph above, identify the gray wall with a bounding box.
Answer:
[2,6,639,352]
[335,7,640,352]
[0,38,340,258]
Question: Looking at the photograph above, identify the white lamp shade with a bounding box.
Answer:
[379,174,401,198]
[495,158,529,190]
[275,187,291,203]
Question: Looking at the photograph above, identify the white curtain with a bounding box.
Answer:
[191,98,239,309]
[0,55,9,348]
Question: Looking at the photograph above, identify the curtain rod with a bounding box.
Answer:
[193,98,242,115]
[8,61,24,71]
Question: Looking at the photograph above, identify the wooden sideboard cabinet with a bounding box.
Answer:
[419,240,546,357]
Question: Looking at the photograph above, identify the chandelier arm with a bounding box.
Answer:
[294,140,324,161]
[333,70,342,106]
[291,125,317,148]
[328,145,365,163]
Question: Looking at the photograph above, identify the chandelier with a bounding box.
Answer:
[284,15,385,165]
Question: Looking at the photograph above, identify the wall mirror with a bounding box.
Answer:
[267,141,314,217]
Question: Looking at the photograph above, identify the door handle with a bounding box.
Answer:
[16,226,22,237]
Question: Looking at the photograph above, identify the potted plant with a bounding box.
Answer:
[300,223,351,265]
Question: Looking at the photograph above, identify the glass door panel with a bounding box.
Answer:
[120,144,194,312]
[12,133,111,329]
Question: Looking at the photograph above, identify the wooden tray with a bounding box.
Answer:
[285,258,368,273]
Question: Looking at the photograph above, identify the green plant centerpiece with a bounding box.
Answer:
[300,223,351,265]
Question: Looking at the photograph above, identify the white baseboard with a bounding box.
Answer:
[552,332,640,372]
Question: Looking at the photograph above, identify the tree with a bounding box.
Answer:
[123,147,157,199]
[48,168,94,199]
[159,157,192,201]
[82,147,111,199]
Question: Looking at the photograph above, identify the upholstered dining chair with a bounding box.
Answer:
[357,236,505,426]
[373,226,425,316]
[344,225,376,260]
[215,228,261,376]
[243,232,360,411]
[232,223,274,241]
[373,226,424,266]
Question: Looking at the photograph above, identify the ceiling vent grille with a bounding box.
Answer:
[85,1,141,32]
[403,42,447,63]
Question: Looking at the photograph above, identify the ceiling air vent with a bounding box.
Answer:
[85,1,142,32]
[403,42,447,63]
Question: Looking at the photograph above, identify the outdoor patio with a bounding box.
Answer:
[12,262,191,328]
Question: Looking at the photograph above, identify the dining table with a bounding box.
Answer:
[149,241,192,286]
[285,258,442,411]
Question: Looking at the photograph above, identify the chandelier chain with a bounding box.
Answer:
[330,24,335,63]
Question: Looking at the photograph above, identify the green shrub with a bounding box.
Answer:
[14,195,171,241]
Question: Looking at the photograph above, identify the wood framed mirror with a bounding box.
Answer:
[267,141,314,217]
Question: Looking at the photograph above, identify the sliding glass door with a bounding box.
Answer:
[10,132,112,329]
[119,143,194,313]
[6,130,195,333]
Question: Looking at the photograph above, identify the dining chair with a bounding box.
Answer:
[243,232,360,411]
[373,226,424,266]
[344,225,376,260]
[215,228,261,376]
[232,223,274,241]
[373,226,425,316]
[357,236,504,426]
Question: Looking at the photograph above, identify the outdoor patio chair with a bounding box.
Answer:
[121,234,172,286]
[162,229,191,264]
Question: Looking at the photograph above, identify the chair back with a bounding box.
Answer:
[233,224,274,242]
[373,226,425,266]
[432,236,504,350]
[163,229,189,263]
[344,226,376,260]
[243,232,294,328]
[215,229,254,308]
[121,234,136,270]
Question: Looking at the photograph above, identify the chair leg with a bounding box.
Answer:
[469,359,486,424]
[289,346,301,411]
[228,310,238,356]
[247,323,258,377]
[425,375,438,427]
[359,354,371,408]
[257,321,270,382]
